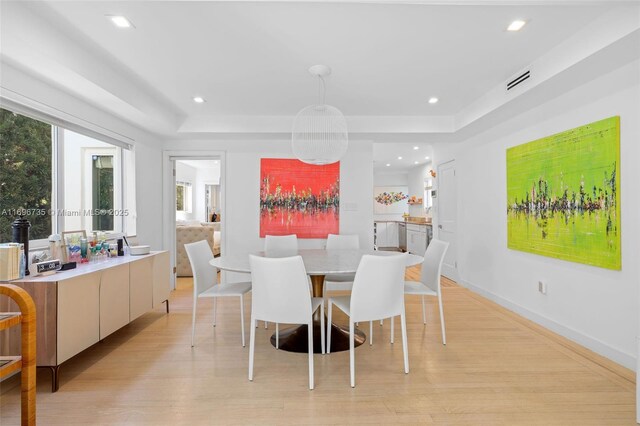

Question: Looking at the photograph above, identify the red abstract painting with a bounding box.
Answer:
[260,159,339,238]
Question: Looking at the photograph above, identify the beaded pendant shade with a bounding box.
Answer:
[292,65,348,165]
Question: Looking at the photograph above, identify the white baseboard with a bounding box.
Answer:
[459,279,636,371]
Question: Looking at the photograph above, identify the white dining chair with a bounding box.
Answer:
[404,239,449,344]
[323,234,359,296]
[185,240,252,347]
[323,234,378,338]
[262,234,299,331]
[248,255,324,390]
[264,234,298,252]
[327,254,408,388]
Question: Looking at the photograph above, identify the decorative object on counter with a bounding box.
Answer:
[129,245,150,256]
[117,238,124,256]
[0,243,22,281]
[62,230,86,264]
[373,186,409,214]
[30,259,62,277]
[507,116,620,270]
[260,158,339,238]
[407,196,423,205]
[59,261,76,271]
[80,237,88,263]
[292,64,348,165]
[48,234,66,262]
[11,215,30,275]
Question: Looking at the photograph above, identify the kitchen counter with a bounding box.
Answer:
[375,220,432,226]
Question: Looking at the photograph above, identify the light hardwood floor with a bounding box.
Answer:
[1,266,635,425]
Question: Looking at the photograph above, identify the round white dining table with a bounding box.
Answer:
[210,249,423,353]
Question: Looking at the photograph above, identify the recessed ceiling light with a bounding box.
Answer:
[414,161,419,165]
[108,15,134,28]
[193,96,206,103]
[397,156,403,160]
[428,97,439,104]
[425,156,430,160]
[507,20,527,32]
[413,146,419,150]
[386,163,391,167]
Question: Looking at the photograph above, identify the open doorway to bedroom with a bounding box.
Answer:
[174,159,222,280]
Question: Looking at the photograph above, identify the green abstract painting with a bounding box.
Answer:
[506,116,621,270]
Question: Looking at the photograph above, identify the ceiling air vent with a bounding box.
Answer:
[506,69,531,92]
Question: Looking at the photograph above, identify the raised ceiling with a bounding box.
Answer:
[41,1,608,117]
[1,1,638,140]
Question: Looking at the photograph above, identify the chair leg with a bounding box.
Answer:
[248,317,256,381]
[320,301,326,355]
[422,296,426,324]
[276,323,279,349]
[400,312,409,374]
[240,295,245,347]
[369,321,373,346]
[308,321,314,390]
[350,320,356,388]
[213,298,217,327]
[390,316,395,344]
[191,297,197,347]
[327,300,333,354]
[438,293,446,345]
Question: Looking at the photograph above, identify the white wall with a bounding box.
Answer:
[1,62,164,250]
[432,59,640,369]
[175,162,197,221]
[164,139,374,280]
[373,172,408,221]
[407,163,432,218]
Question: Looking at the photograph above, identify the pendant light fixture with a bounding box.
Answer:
[292,65,348,165]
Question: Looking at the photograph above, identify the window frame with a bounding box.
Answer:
[1,107,133,249]
[175,181,192,213]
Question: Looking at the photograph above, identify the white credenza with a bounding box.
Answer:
[0,251,170,391]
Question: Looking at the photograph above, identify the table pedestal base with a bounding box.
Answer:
[270,319,366,353]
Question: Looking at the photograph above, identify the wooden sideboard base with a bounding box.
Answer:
[40,366,61,393]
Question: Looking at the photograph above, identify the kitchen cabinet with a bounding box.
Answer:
[407,223,433,255]
[375,221,399,248]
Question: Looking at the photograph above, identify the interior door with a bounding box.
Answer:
[437,160,457,280]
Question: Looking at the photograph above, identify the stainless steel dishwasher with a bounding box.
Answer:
[398,222,407,252]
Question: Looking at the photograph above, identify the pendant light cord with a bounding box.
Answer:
[317,76,326,105]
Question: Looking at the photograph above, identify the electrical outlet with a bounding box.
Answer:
[538,281,547,295]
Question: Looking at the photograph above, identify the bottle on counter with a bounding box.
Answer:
[80,237,88,263]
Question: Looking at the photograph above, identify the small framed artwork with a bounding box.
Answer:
[62,230,87,262]
[373,186,409,214]
[61,230,87,241]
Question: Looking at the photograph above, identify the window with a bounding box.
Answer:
[176,181,192,212]
[424,178,433,213]
[0,109,53,242]
[61,129,123,234]
[0,107,135,247]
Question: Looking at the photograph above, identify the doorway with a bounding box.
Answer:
[437,159,457,280]
[162,151,226,290]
